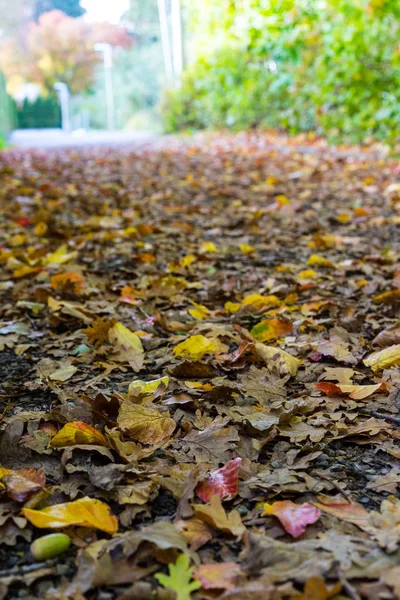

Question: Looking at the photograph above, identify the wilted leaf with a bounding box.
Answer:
[2,468,46,502]
[51,421,108,448]
[316,381,386,400]
[175,518,213,551]
[193,495,245,538]
[22,496,118,534]
[128,376,170,397]
[262,501,321,538]
[254,342,301,376]
[292,577,341,600]
[313,496,375,534]
[194,562,243,590]
[195,457,241,503]
[118,402,176,444]
[108,322,144,371]
[363,344,400,372]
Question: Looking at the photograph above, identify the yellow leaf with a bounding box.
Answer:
[34,222,48,237]
[239,244,255,255]
[254,342,301,376]
[224,301,241,314]
[296,269,318,280]
[51,421,108,448]
[128,376,170,396]
[0,466,13,489]
[118,402,175,444]
[306,254,334,268]
[173,335,217,361]
[242,294,281,311]
[193,495,245,538]
[185,381,214,391]
[49,364,77,382]
[46,244,78,265]
[180,254,196,267]
[22,497,118,534]
[108,322,144,371]
[200,241,216,253]
[189,302,210,320]
[363,345,400,372]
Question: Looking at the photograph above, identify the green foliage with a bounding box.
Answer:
[155,554,201,600]
[0,70,16,138]
[163,0,400,142]
[16,96,61,129]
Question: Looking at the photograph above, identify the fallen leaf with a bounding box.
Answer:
[292,576,341,600]
[173,335,217,361]
[262,501,321,538]
[2,468,46,502]
[316,381,386,400]
[118,402,176,444]
[313,496,375,534]
[108,322,144,371]
[194,562,243,590]
[22,496,118,534]
[250,319,293,342]
[195,457,241,503]
[193,495,245,538]
[363,344,400,372]
[51,421,108,448]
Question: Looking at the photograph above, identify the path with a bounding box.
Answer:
[9,128,157,149]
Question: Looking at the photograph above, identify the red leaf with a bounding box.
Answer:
[262,501,321,538]
[195,458,242,503]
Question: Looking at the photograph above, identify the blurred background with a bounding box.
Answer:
[1,0,400,145]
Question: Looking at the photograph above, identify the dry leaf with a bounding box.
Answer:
[363,344,400,372]
[173,335,217,361]
[118,402,176,444]
[262,500,321,538]
[51,421,108,448]
[22,496,118,534]
[193,495,245,538]
[195,457,241,503]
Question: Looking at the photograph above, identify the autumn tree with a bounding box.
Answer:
[0,10,132,95]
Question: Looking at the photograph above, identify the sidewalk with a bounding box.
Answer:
[9,128,157,149]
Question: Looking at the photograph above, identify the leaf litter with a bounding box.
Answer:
[0,132,400,598]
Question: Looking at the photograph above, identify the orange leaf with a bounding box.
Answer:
[51,421,108,448]
[312,496,375,534]
[196,458,241,503]
[292,577,342,600]
[22,496,118,534]
[194,562,243,591]
[262,501,321,538]
[250,319,293,342]
[50,272,85,293]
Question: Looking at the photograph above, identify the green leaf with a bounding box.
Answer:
[155,554,201,600]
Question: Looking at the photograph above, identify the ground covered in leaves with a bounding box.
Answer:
[0,132,400,600]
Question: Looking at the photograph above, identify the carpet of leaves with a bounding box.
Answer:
[0,132,400,600]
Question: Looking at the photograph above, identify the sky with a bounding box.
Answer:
[82,0,129,24]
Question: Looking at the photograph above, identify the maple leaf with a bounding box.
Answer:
[117,401,176,445]
[316,381,386,400]
[193,495,245,538]
[195,457,241,503]
[22,496,118,534]
[262,500,321,538]
[173,335,217,361]
[155,554,201,600]
[83,317,116,346]
[50,272,85,293]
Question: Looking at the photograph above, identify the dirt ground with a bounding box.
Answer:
[0,132,400,600]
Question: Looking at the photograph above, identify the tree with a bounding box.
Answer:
[0,10,132,95]
[34,0,85,20]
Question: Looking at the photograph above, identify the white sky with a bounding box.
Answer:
[82,0,130,24]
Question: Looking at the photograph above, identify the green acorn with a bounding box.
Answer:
[30,533,71,561]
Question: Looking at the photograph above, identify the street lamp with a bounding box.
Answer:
[54,82,70,132]
[94,42,115,131]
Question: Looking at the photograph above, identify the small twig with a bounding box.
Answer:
[312,472,353,503]
[359,408,400,426]
[0,560,54,578]
[335,563,361,600]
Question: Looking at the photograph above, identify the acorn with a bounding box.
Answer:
[30,533,71,561]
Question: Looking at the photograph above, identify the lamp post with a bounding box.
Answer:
[94,42,115,131]
[54,82,70,132]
